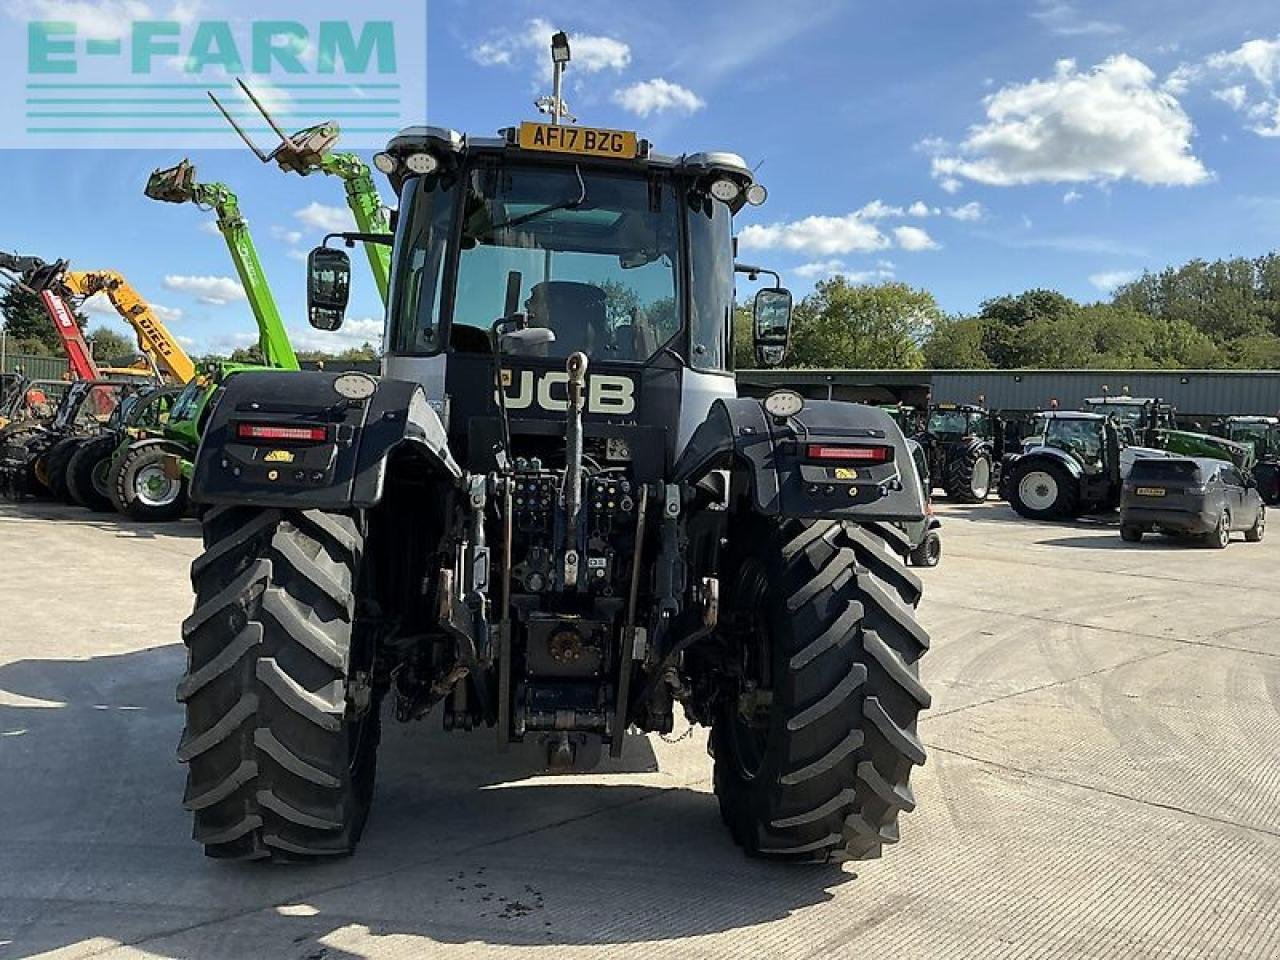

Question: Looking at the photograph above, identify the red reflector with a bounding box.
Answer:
[806,444,892,463]
[236,423,327,442]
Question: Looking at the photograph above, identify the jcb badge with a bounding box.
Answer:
[264,449,295,464]
[498,370,636,416]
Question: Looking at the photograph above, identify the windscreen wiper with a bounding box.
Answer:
[487,166,587,232]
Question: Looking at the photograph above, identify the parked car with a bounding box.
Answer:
[904,438,943,566]
[1120,457,1265,548]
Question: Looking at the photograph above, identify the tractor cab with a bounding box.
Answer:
[314,122,785,476]
[1083,396,1175,445]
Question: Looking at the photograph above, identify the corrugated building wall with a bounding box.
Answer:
[737,369,1280,418]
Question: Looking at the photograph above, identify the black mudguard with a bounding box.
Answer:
[674,398,926,522]
[190,370,463,509]
[1012,446,1086,481]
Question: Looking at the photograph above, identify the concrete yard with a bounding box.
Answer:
[1,499,1278,960]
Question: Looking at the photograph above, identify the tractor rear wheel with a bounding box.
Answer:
[66,435,119,512]
[1007,460,1080,521]
[41,437,84,503]
[114,444,188,522]
[179,506,380,861]
[944,448,993,503]
[908,529,942,567]
[712,519,931,862]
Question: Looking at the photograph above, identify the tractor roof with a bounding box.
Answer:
[931,403,988,414]
[381,125,757,196]
[1037,411,1105,421]
[1084,396,1158,405]
[1227,415,1279,424]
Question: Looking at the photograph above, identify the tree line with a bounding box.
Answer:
[737,252,1280,370]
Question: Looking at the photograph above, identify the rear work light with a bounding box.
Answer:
[806,443,893,463]
[236,423,328,442]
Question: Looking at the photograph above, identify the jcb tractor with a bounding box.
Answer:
[177,43,931,865]
[916,402,1002,502]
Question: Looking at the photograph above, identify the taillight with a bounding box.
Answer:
[806,443,893,463]
[236,423,328,443]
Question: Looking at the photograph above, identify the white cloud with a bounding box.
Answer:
[161,275,247,306]
[1030,1,1122,37]
[856,200,904,220]
[83,292,183,323]
[470,19,630,85]
[612,79,705,117]
[286,249,309,263]
[933,56,1209,189]
[946,202,985,221]
[294,202,357,233]
[287,317,385,353]
[198,220,221,236]
[740,214,889,257]
[152,303,183,323]
[1063,190,1083,204]
[1090,269,1140,292]
[270,225,304,246]
[1213,85,1249,110]
[793,259,846,279]
[1171,37,1280,138]
[940,177,963,194]
[892,225,940,251]
[907,201,938,217]
[5,0,151,40]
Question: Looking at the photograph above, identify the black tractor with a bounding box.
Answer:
[174,51,933,866]
[917,403,1001,503]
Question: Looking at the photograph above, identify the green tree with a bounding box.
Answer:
[732,304,755,369]
[790,278,938,369]
[923,316,989,368]
[1,284,86,354]
[87,325,135,365]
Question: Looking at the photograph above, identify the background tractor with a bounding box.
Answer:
[916,402,1002,502]
[175,43,932,867]
[1212,416,1280,504]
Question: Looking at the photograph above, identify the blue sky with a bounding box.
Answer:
[3,0,1280,357]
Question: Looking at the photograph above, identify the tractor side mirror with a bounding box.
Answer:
[753,287,793,368]
[307,246,351,331]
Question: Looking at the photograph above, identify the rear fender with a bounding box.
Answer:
[674,398,926,522]
[1016,447,1085,481]
[191,371,463,509]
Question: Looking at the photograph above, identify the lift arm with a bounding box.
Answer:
[2,253,101,380]
[209,80,393,304]
[146,160,299,371]
[59,271,196,384]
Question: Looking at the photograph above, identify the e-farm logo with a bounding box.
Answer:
[4,3,425,148]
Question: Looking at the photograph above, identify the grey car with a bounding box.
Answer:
[1120,456,1266,548]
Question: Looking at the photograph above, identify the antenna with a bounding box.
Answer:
[207,89,270,162]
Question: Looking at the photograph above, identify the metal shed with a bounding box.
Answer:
[736,369,1280,419]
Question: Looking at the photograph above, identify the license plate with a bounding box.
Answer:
[518,122,638,159]
[1136,486,1166,497]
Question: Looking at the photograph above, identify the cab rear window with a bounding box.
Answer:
[1129,460,1202,483]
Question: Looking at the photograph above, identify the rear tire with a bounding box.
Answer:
[179,507,380,861]
[41,436,83,503]
[712,519,931,863]
[66,435,119,512]
[1120,526,1143,543]
[115,443,189,521]
[1245,505,1265,542]
[907,530,942,567]
[1206,510,1231,550]
[1007,460,1080,521]
[944,448,992,503]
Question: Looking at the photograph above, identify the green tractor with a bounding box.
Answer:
[1082,395,1251,467]
[1212,416,1280,504]
[916,403,1003,503]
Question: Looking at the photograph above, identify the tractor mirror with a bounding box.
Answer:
[307,246,351,331]
[753,287,793,368]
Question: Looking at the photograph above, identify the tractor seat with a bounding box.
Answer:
[526,281,608,354]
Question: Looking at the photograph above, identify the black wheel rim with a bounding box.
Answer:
[726,560,772,782]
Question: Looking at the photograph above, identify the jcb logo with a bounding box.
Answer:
[498,370,636,416]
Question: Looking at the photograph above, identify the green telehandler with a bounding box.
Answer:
[101,161,301,521]
[210,78,392,303]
